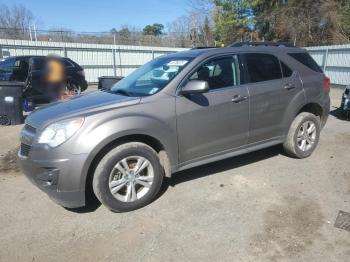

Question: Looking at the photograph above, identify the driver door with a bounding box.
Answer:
[176,55,250,164]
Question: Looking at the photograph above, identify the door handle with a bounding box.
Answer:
[232,95,247,103]
[284,83,296,90]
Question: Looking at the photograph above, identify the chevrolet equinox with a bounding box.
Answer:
[18,43,331,212]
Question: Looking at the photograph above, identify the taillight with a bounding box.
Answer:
[323,76,330,92]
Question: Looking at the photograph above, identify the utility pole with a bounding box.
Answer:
[29,25,33,41]
[33,24,38,43]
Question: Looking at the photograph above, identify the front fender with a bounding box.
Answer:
[74,114,178,190]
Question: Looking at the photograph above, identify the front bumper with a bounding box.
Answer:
[18,147,88,208]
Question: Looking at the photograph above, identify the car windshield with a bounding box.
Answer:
[0,58,15,73]
[110,56,193,97]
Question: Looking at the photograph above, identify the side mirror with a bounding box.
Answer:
[180,80,209,95]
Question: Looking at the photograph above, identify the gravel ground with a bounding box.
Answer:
[0,88,349,262]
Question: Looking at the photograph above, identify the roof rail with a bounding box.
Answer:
[191,46,217,50]
[229,41,295,48]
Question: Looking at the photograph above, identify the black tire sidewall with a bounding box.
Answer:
[94,144,164,212]
[67,80,81,94]
[293,114,320,158]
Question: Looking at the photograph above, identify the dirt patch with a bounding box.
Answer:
[0,148,20,173]
[248,196,324,261]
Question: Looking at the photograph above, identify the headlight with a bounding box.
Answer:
[38,118,84,147]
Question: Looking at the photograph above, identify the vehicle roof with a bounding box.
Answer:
[167,46,307,59]
[3,55,70,60]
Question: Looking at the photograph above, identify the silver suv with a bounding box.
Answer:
[18,43,331,212]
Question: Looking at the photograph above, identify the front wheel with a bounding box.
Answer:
[283,112,321,159]
[92,142,164,212]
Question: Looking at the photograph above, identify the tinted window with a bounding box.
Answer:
[281,62,293,78]
[32,58,45,70]
[189,56,240,89]
[288,52,322,73]
[244,54,282,83]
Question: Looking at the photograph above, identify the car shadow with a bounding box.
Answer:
[66,145,281,213]
[64,193,101,213]
[156,145,282,200]
[330,106,349,120]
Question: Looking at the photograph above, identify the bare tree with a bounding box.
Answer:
[0,4,35,39]
[188,0,214,16]
[167,15,192,47]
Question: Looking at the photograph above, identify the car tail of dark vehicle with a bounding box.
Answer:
[0,81,24,125]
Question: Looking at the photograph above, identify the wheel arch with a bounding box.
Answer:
[297,102,326,127]
[83,133,173,199]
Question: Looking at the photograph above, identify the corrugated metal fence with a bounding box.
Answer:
[0,39,187,83]
[1,39,349,86]
[306,44,350,86]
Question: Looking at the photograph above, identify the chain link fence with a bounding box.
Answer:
[0,27,193,48]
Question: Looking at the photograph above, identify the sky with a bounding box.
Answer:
[0,0,190,32]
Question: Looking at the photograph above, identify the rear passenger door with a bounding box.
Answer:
[241,53,303,144]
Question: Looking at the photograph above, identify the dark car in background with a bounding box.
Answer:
[340,84,350,119]
[0,56,87,104]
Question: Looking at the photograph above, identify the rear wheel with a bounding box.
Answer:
[67,81,81,95]
[283,112,321,158]
[92,142,164,212]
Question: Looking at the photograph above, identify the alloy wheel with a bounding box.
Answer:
[108,156,154,202]
[297,121,317,151]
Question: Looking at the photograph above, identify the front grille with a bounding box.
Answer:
[20,143,31,157]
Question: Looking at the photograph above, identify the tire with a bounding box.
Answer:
[283,112,321,159]
[92,142,164,212]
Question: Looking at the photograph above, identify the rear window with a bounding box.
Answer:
[244,53,282,83]
[288,52,322,73]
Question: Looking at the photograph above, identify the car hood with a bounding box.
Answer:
[26,90,141,128]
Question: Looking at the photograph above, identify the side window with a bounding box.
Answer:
[281,62,293,78]
[14,59,21,70]
[32,58,45,71]
[288,52,322,73]
[189,56,240,89]
[244,53,282,83]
